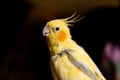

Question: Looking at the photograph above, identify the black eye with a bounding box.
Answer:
[55,27,59,31]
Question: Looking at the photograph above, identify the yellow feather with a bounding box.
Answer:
[61,12,85,26]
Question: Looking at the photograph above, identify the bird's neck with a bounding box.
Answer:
[48,38,78,57]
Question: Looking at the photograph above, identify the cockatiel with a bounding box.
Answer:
[42,13,106,80]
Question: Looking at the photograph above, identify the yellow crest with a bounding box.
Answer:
[61,12,85,26]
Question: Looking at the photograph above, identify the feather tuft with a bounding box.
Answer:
[61,12,85,26]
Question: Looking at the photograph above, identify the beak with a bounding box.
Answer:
[42,26,50,37]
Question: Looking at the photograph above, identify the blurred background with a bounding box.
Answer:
[1,0,120,80]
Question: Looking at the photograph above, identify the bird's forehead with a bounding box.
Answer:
[47,20,66,28]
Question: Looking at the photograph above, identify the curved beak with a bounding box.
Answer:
[42,26,50,37]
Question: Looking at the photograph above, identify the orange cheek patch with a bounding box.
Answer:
[57,31,67,42]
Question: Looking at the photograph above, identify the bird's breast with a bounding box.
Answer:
[51,54,91,80]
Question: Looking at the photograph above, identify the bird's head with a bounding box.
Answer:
[43,19,71,42]
[42,12,84,46]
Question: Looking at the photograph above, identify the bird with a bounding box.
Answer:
[42,12,106,80]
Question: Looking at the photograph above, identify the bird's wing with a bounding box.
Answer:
[64,49,99,80]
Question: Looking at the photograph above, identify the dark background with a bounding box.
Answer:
[0,0,120,80]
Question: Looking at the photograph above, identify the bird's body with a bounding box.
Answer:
[42,13,106,80]
[50,39,93,80]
